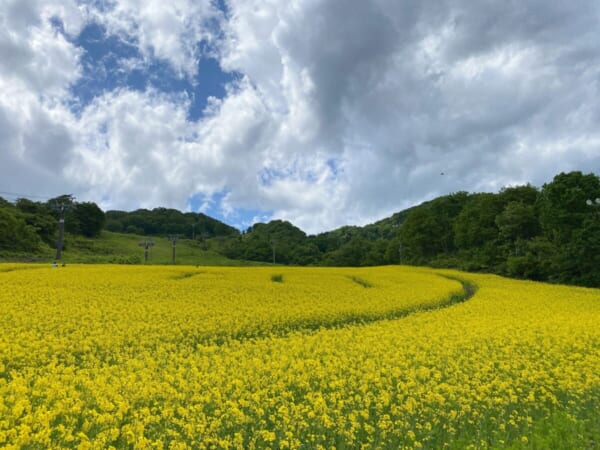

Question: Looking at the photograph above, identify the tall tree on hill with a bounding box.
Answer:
[0,206,43,252]
[454,193,504,249]
[15,198,57,245]
[538,171,600,245]
[427,192,470,254]
[72,202,106,237]
[453,193,505,269]
[399,207,443,264]
[495,202,540,255]
[536,171,600,285]
[556,216,600,287]
[323,237,373,267]
[498,184,539,205]
[398,192,469,265]
[289,242,322,265]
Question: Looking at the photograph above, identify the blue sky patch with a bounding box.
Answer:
[326,159,340,178]
[67,21,238,121]
[188,190,272,231]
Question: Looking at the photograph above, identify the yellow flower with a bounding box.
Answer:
[0,263,598,449]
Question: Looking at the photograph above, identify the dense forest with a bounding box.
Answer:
[0,195,105,254]
[0,197,236,257]
[218,171,600,287]
[104,208,238,238]
[1,171,600,287]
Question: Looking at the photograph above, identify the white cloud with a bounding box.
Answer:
[212,0,600,231]
[87,0,220,77]
[0,0,83,97]
[0,0,83,199]
[67,88,192,208]
[0,76,77,194]
[1,0,600,234]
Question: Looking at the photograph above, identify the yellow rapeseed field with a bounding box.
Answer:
[0,264,598,448]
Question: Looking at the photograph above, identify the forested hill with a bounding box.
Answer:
[0,197,238,259]
[0,195,106,254]
[219,171,600,287]
[104,208,239,238]
[1,170,600,287]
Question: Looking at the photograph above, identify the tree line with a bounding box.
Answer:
[0,195,105,255]
[1,171,599,287]
[105,208,238,239]
[0,197,238,256]
[218,171,600,287]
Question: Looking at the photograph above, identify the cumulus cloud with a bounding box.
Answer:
[0,0,83,198]
[215,0,600,231]
[0,0,84,93]
[0,77,76,195]
[1,0,600,233]
[67,89,189,208]
[86,0,220,77]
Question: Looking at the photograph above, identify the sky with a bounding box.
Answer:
[1,0,599,234]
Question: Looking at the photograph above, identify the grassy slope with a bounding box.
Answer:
[1,231,257,266]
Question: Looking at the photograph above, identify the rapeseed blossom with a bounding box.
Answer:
[0,264,598,448]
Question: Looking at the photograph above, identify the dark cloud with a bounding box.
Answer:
[222,0,600,228]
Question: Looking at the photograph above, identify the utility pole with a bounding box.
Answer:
[191,223,197,241]
[56,204,66,260]
[271,238,277,264]
[168,234,180,264]
[51,195,74,261]
[138,240,155,262]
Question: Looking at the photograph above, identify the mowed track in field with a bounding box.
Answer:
[0,264,599,449]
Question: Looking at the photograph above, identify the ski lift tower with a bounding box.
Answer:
[138,240,155,262]
[168,234,180,264]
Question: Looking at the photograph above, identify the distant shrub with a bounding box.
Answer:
[349,276,372,288]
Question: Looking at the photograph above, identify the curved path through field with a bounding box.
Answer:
[222,274,479,343]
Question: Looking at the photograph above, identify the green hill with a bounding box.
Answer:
[105,207,239,238]
[2,170,600,287]
[2,230,256,266]
[0,196,248,265]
